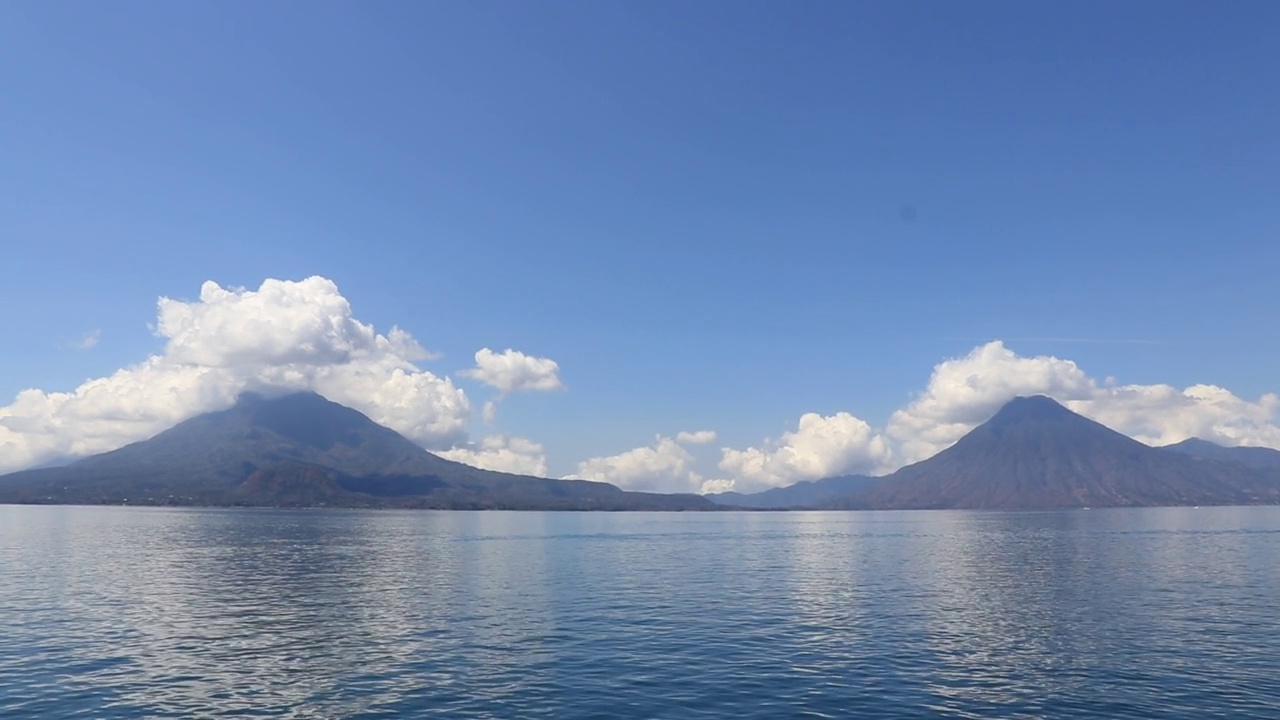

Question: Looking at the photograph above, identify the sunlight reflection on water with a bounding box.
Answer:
[2,506,1279,718]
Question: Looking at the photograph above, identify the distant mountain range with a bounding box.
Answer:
[709,474,881,509]
[0,392,713,510]
[3,392,1277,511]
[1161,437,1280,469]
[714,396,1280,510]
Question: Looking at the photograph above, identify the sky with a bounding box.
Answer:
[2,1,1278,494]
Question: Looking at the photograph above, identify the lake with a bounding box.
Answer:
[2,506,1278,718]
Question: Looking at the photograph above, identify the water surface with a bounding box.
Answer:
[2,506,1278,718]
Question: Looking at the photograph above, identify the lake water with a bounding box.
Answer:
[1,506,1278,719]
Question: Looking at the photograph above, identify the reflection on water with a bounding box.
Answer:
[2,506,1279,718]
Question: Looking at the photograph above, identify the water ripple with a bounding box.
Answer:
[2,506,1279,718]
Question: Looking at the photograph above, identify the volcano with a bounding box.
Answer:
[832,396,1279,509]
[0,392,712,510]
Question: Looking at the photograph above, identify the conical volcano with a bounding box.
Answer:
[837,396,1278,509]
[0,392,712,510]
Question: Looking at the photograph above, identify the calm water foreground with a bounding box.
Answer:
[1,506,1278,719]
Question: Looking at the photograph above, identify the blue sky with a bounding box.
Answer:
[3,2,1278,490]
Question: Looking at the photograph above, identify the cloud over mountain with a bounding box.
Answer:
[1074,383,1280,450]
[718,412,893,493]
[3,278,1277,493]
[886,341,1280,463]
[703,341,1280,494]
[886,341,1097,463]
[438,435,549,476]
[570,435,714,494]
[0,277,557,474]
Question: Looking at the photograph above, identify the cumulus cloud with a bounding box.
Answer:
[570,435,710,494]
[438,435,549,476]
[676,430,717,445]
[9,304,1279,495]
[710,340,1280,492]
[719,412,894,493]
[1074,384,1280,449]
[0,277,479,473]
[461,348,563,394]
[886,341,1280,462]
[886,341,1098,463]
[460,348,564,425]
[698,478,737,495]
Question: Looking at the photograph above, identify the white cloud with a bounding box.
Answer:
[676,429,717,445]
[886,341,1097,463]
[74,330,101,350]
[9,307,1280,495]
[713,341,1280,492]
[719,412,893,493]
[438,435,548,476]
[461,348,563,394]
[885,340,1280,463]
[0,277,475,473]
[698,478,737,495]
[1073,384,1280,449]
[570,435,705,494]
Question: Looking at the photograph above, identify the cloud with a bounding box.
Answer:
[676,429,717,445]
[698,478,737,495]
[0,277,475,473]
[719,412,894,493]
[1073,384,1280,449]
[9,302,1279,495]
[438,435,548,476]
[74,330,101,350]
[459,348,564,424]
[711,340,1280,492]
[567,342,1279,495]
[461,348,564,394]
[886,341,1097,463]
[570,435,707,494]
[886,340,1280,463]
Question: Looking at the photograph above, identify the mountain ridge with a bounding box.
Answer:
[1161,437,1280,470]
[4,393,1276,511]
[708,474,883,509]
[0,392,714,511]
[828,396,1279,510]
